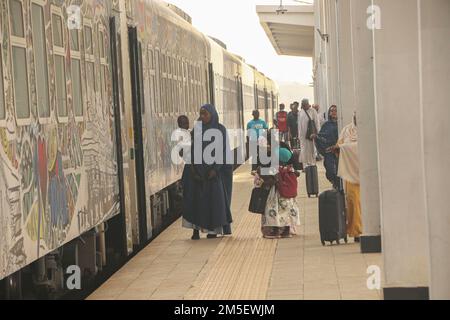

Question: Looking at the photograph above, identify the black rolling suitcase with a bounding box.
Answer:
[318,189,348,246]
[305,165,319,197]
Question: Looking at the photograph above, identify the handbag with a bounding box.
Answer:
[248,186,271,214]
[304,109,317,141]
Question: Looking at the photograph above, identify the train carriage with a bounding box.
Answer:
[0,0,278,299]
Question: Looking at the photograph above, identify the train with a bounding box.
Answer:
[0,0,278,299]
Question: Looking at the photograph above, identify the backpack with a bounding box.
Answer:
[277,166,298,198]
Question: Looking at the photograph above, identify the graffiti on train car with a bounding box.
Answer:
[0,0,119,280]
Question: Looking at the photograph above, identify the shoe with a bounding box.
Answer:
[191,230,200,240]
[207,234,218,239]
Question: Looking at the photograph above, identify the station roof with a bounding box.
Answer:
[256,5,314,57]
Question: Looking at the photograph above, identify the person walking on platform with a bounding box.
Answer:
[298,99,321,167]
[255,148,301,239]
[336,112,362,242]
[275,103,289,142]
[181,104,233,240]
[313,104,327,127]
[247,110,268,171]
[315,105,339,189]
[287,102,300,148]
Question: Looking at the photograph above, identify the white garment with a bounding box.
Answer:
[338,142,359,184]
[298,108,321,165]
[337,122,360,184]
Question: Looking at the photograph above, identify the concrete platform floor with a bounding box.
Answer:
[87,163,383,300]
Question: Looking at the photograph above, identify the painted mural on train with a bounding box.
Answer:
[0,0,119,280]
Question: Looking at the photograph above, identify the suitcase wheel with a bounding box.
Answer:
[321,241,325,246]
[336,239,340,245]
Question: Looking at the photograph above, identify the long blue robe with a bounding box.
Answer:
[181,104,233,234]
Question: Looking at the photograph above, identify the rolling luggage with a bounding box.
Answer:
[318,189,348,245]
[305,165,319,197]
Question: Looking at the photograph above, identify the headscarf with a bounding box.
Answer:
[199,104,219,130]
[328,105,337,121]
[193,104,220,152]
[192,104,226,175]
[339,112,358,144]
[279,148,293,164]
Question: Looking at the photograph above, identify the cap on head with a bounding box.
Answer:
[301,99,309,108]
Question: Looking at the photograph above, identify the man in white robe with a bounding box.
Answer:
[298,99,321,166]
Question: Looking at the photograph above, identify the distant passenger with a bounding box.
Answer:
[287,101,300,148]
[298,99,320,167]
[181,104,233,240]
[313,104,327,127]
[275,104,289,142]
[315,105,339,188]
[177,115,190,130]
[177,115,191,159]
[312,104,325,161]
[335,112,362,242]
[247,110,268,171]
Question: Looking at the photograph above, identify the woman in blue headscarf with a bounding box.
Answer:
[181,104,233,240]
[315,105,339,189]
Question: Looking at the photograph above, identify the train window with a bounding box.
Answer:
[98,24,108,116]
[52,7,68,121]
[173,58,178,77]
[84,26,93,55]
[55,55,67,118]
[52,14,63,47]
[72,59,83,117]
[0,49,5,121]
[167,56,171,75]
[70,21,83,120]
[172,58,177,77]
[10,0,30,122]
[31,3,50,119]
[100,63,105,113]
[12,47,30,119]
[10,0,24,37]
[155,49,162,114]
[149,50,154,70]
[99,29,105,59]
[70,29,79,51]
[160,53,166,76]
[86,61,95,106]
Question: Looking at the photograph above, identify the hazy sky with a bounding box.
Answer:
[167,0,313,85]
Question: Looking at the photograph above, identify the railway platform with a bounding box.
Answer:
[87,163,382,300]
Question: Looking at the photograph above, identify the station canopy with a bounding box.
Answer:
[256,5,314,57]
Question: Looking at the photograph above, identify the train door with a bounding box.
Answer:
[128,26,149,245]
[208,62,215,106]
[109,16,132,256]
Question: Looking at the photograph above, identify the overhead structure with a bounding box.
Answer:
[256,5,314,57]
